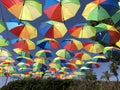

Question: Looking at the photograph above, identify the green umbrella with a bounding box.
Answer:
[56,49,74,58]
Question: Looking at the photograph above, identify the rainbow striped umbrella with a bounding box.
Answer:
[61,38,83,51]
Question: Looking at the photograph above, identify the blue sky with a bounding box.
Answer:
[0,0,119,87]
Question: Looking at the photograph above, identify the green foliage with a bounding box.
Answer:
[0,78,73,90]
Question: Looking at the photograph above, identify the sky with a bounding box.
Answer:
[0,0,119,87]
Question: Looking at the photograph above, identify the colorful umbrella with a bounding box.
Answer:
[0,35,9,46]
[52,57,67,64]
[16,56,33,65]
[84,61,100,68]
[83,42,104,54]
[11,38,35,52]
[0,48,12,57]
[96,30,120,44]
[13,48,32,58]
[69,59,84,65]
[92,55,110,63]
[34,57,48,64]
[56,49,74,58]
[65,63,78,70]
[74,52,92,60]
[103,46,120,58]
[79,66,92,73]
[82,0,119,21]
[0,21,6,33]
[39,20,67,38]
[6,20,37,39]
[1,0,42,21]
[37,38,60,50]
[69,24,96,38]
[61,38,83,51]
[95,23,119,33]
[44,0,80,21]
[35,50,53,58]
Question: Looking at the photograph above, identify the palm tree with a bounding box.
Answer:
[100,71,113,81]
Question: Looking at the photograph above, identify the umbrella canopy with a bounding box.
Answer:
[0,48,12,57]
[44,0,80,21]
[79,66,92,73]
[13,48,32,58]
[74,52,92,60]
[37,38,60,50]
[69,58,84,65]
[103,46,120,58]
[1,0,42,21]
[96,30,120,44]
[52,57,67,64]
[84,61,100,68]
[61,38,83,51]
[69,24,96,38]
[0,21,6,33]
[95,23,118,33]
[56,49,74,59]
[82,0,119,21]
[6,20,37,39]
[0,35,9,46]
[83,42,104,54]
[11,38,35,52]
[16,56,33,65]
[34,57,48,64]
[35,50,53,58]
[92,55,110,63]
[39,20,67,38]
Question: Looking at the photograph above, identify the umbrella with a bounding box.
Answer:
[95,23,118,33]
[92,55,110,63]
[11,38,35,52]
[0,48,12,57]
[83,42,104,54]
[16,56,33,65]
[35,50,53,58]
[0,35,9,46]
[38,20,67,38]
[56,49,74,58]
[82,0,119,21]
[65,63,78,70]
[37,38,60,50]
[96,30,120,44]
[34,57,48,64]
[84,61,100,68]
[44,0,80,21]
[79,66,92,73]
[0,21,6,33]
[69,59,84,65]
[61,38,83,51]
[13,48,32,58]
[52,57,67,64]
[1,0,42,21]
[103,46,120,58]
[74,52,92,60]
[6,20,37,39]
[111,10,120,26]
[69,24,96,38]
